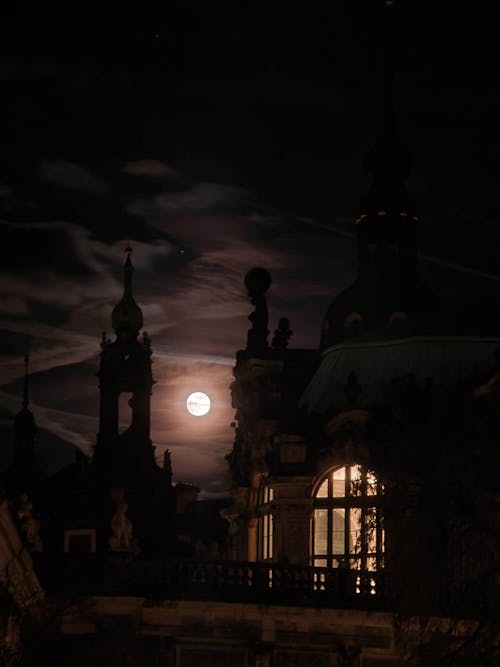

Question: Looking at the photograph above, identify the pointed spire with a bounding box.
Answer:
[360,0,413,215]
[382,0,396,136]
[320,0,431,349]
[22,336,29,409]
[111,244,144,339]
[13,341,37,481]
[124,244,133,298]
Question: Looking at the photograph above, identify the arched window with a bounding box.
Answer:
[312,464,384,571]
[257,482,274,561]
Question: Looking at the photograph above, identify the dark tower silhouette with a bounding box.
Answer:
[321,1,434,348]
[93,247,156,485]
[8,341,44,497]
[36,247,175,558]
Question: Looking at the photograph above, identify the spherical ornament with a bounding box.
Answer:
[244,267,271,296]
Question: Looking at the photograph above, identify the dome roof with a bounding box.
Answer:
[14,405,36,434]
[301,335,500,416]
[111,295,143,336]
[111,250,143,338]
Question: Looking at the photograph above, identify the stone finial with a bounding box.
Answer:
[244,267,271,353]
[163,449,173,484]
[100,331,111,349]
[142,330,152,353]
[271,317,293,350]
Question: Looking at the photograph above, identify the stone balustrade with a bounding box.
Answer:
[35,556,393,609]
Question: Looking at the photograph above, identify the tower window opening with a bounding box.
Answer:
[118,392,134,433]
[312,464,384,571]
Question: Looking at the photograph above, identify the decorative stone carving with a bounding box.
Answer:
[108,487,139,554]
[272,317,293,350]
[163,448,173,483]
[245,268,271,352]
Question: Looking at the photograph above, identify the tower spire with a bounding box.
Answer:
[95,243,157,483]
[320,0,434,349]
[360,0,412,216]
[383,0,396,136]
[124,243,133,298]
[22,336,29,409]
[111,244,144,340]
[12,340,37,486]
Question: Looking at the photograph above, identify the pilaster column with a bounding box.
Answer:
[272,479,313,565]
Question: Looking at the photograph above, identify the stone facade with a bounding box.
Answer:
[0,498,44,666]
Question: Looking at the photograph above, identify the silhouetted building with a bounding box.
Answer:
[3,3,499,666]
[3,346,45,501]
[26,247,175,560]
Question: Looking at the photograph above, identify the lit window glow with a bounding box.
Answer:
[312,465,384,572]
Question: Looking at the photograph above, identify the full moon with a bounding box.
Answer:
[186,392,211,417]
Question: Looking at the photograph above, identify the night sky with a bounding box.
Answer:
[1,2,499,496]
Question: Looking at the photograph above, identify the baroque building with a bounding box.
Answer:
[224,3,499,663]
[2,2,499,665]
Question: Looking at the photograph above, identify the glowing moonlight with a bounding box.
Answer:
[186,392,211,416]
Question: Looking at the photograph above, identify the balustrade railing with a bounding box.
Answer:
[36,556,393,608]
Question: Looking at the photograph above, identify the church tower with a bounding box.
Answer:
[320,0,434,348]
[93,247,156,485]
[8,343,43,496]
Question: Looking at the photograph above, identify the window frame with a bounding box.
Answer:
[257,481,274,562]
[63,528,97,554]
[312,464,384,571]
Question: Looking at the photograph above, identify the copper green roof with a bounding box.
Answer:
[301,336,500,415]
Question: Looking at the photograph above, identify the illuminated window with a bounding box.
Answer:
[312,465,384,571]
[257,483,274,561]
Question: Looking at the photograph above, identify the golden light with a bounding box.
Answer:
[186,391,211,417]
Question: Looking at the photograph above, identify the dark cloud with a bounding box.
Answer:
[38,159,109,195]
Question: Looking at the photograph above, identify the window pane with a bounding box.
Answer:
[332,508,345,554]
[314,509,328,555]
[268,514,273,559]
[316,479,328,498]
[366,509,377,553]
[333,467,345,497]
[349,464,362,496]
[349,557,361,570]
[366,471,377,496]
[312,465,384,574]
[349,507,362,554]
